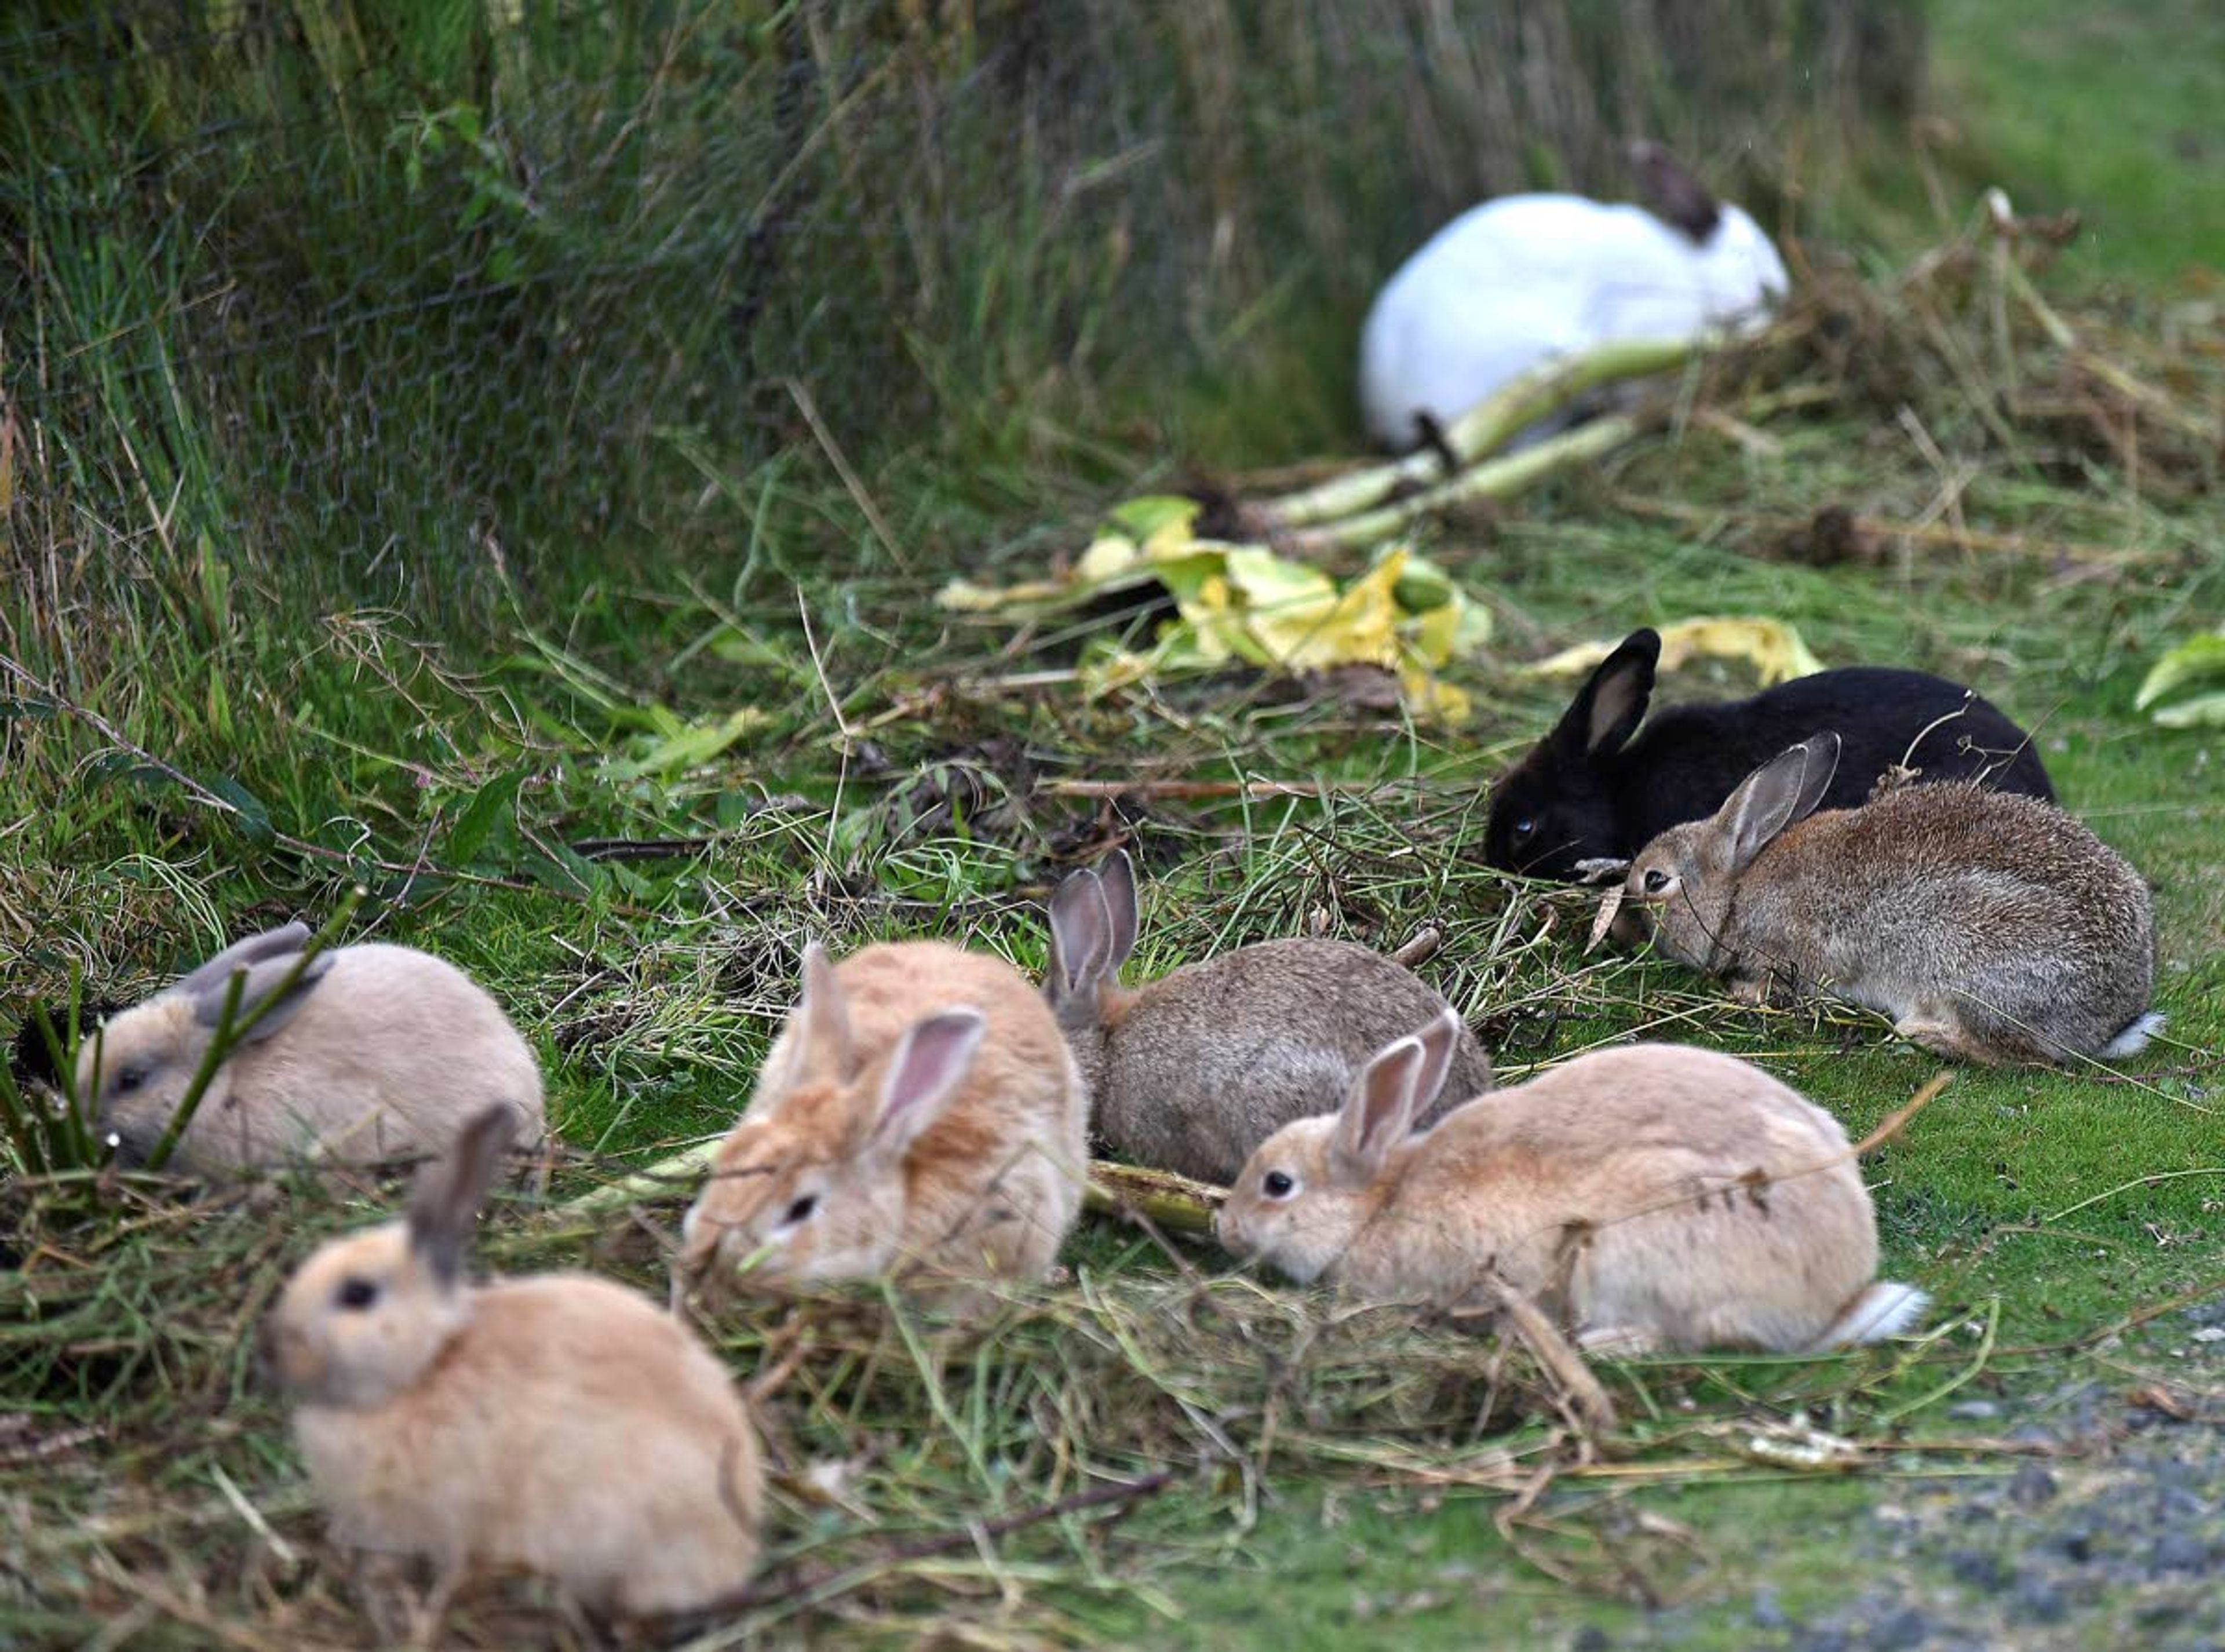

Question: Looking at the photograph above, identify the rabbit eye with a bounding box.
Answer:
[1262,1171,1296,1199]
[1643,869,1673,895]
[783,1194,818,1226]
[1511,818,1538,841]
[115,1066,147,1095]
[334,1277,380,1311]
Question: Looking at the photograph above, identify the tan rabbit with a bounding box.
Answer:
[78,924,545,1174]
[1622,733,2162,1066]
[677,939,1089,1297]
[1219,1016,1925,1354]
[1044,851,1494,1184]
[264,1104,761,1616]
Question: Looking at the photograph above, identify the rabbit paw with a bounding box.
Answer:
[1575,1323,1660,1356]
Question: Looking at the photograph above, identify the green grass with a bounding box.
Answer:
[5,2,2224,1647]
[1929,0,2225,284]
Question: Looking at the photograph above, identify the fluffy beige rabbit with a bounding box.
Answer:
[1622,733,2161,1065]
[1044,851,1493,1184]
[264,1104,760,1617]
[677,939,1089,1296]
[79,923,545,1173]
[1219,1016,1925,1354]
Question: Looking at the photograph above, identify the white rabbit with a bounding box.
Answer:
[78,924,545,1175]
[1358,144,1788,451]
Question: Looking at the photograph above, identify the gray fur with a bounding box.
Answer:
[172,922,312,999]
[1627,743,2158,1065]
[1044,854,1495,1184]
[406,1103,519,1287]
[191,950,337,1040]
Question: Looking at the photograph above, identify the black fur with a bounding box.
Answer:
[1485,628,2058,879]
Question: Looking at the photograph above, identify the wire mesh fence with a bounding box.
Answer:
[1,0,1923,607]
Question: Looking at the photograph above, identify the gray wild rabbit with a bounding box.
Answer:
[1044,851,1494,1184]
[1622,733,2161,1065]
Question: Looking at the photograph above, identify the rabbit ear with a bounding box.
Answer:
[1096,849,1139,973]
[1046,867,1112,1004]
[1331,1035,1426,1185]
[869,1008,985,1158]
[406,1103,518,1288]
[1628,139,1721,243]
[1722,734,1843,871]
[192,950,336,1041]
[794,942,853,1080]
[1549,629,1659,760]
[1406,1007,1465,1116]
[173,922,313,998]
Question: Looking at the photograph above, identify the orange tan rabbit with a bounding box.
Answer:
[678,940,1089,1297]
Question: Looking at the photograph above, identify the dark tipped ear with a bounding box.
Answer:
[192,950,336,1041]
[1096,849,1139,973]
[794,942,852,1080]
[1331,1035,1425,1185]
[174,922,313,998]
[407,1103,518,1287]
[1721,735,1841,871]
[1551,630,1658,761]
[1045,867,1111,1008]
[1628,140,1721,243]
[1406,1007,1466,1115]
[871,1008,985,1157]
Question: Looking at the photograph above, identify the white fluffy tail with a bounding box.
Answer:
[2100,1012,2168,1060]
[1814,1282,1929,1350]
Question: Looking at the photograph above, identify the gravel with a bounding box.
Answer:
[1592,1303,2225,1651]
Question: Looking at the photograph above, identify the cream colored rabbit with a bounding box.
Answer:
[264,1105,761,1616]
[79,924,545,1173]
[677,939,1089,1297]
[1219,1016,1924,1354]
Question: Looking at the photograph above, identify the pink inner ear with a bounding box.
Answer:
[877,1009,986,1143]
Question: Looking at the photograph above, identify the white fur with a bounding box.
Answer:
[2100,1012,2168,1060]
[1358,193,1789,450]
[1812,1282,1930,1350]
[82,941,545,1175]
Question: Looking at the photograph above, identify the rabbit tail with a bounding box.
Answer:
[2100,1012,2166,1061]
[1811,1282,1928,1350]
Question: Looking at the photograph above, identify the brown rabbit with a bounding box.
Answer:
[1622,733,2162,1066]
[264,1105,761,1616]
[677,940,1089,1297]
[1219,1017,1925,1354]
[1044,851,1494,1184]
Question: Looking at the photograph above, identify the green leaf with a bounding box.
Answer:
[446,767,528,865]
[2153,690,2225,728]
[209,775,276,847]
[2134,633,2225,712]
[604,706,772,782]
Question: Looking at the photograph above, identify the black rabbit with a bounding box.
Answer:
[1485,628,2056,880]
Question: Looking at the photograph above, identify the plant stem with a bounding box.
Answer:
[1257,334,1709,530]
